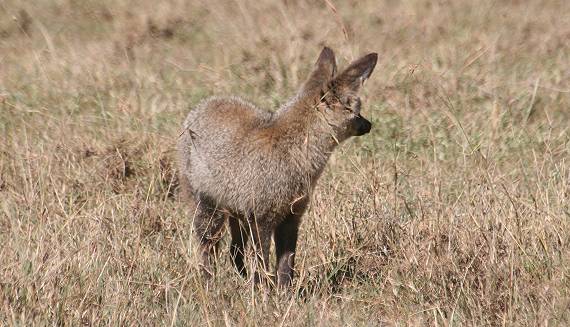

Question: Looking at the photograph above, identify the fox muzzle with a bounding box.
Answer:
[353,116,372,136]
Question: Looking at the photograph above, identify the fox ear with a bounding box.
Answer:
[333,53,377,92]
[302,47,337,93]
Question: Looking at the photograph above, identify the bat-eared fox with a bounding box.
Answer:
[178,47,377,287]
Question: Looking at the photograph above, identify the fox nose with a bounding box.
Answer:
[354,116,372,136]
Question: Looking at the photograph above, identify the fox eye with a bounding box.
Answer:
[342,96,360,113]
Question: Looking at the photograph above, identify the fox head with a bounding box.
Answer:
[302,47,378,143]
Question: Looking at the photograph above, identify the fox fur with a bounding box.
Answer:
[177,47,377,287]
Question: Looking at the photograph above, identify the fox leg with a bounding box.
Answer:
[228,216,249,277]
[192,195,226,279]
[274,215,301,287]
[248,219,272,285]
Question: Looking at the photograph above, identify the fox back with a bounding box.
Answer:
[177,47,377,286]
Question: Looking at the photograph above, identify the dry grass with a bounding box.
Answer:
[1,0,569,325]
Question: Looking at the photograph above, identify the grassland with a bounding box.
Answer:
[1,0,569,325]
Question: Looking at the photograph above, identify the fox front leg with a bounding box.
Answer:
[274,215,301,288]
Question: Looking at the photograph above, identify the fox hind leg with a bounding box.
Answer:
[230,215,271,285]
[192,195,226,280]
[229,216,249,277]
[250,221,272,286]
